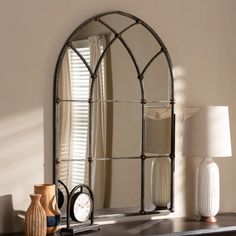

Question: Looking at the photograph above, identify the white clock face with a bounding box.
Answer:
[73,193,92,222]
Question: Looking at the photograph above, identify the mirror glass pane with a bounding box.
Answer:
[107,39,141,101]
[101,13,135,32]
[144,106,171,155]
[71,21,113,42]
[56,101,89,161]
[92,102,142,159]
[122,24,161,71]
[58,48,91,101]
[143,53,170,101]
[94,159,140,216]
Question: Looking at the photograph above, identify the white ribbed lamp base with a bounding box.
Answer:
[197,157,219,222]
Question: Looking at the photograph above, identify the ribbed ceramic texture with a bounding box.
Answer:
[34,184,60,234]
[25,194,46,236]
[197,158,219,217]
[151,158,171,207]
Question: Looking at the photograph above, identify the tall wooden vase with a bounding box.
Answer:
[34,184,61,234]
[25,194,47,236]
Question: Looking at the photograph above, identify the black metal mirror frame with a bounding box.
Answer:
[53,11,175,218]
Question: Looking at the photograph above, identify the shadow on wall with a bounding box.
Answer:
[0,195,25,233]
[185,158,197,216]
[0,108,45,233]
[43,95,53,183]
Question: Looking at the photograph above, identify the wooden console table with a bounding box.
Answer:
[2,213,236,236]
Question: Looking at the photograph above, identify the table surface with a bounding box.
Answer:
[2,213,236,236]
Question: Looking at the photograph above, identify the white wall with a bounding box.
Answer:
[0,0,236,233]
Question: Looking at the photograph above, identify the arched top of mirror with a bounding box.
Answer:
[55,11,174,104]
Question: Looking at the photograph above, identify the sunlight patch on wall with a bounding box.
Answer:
[172,66,187,217]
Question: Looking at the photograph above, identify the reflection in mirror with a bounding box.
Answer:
[108,39,140,101]
[143,53,170,101]
[94,159,140,213]
[145,106,171,156]
[101,13,134,33]
[71,20,112,42]
[145,158,171,212]
[122,24,161,70]
[107,103,141,158]
[58,157,171,217]
[58,159,141,217]
[151,158,171,208]
[54,11,175,220]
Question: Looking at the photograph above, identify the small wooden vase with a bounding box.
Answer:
[25,194,47,236]
[34,184,61,234]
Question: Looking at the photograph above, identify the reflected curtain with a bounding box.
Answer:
[57,50,72,190]
[89,36,107,208]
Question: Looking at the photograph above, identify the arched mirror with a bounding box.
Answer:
[53,11,175,219]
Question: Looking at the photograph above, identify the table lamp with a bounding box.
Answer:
[183,106,232,222]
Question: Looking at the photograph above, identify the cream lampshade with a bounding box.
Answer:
[183,106,232,222]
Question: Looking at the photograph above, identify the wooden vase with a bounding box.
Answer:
[34,184,61,234]
[25,194,47,236]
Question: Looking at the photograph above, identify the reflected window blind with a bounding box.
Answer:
[68,40,105,188]
[68,41,90,187]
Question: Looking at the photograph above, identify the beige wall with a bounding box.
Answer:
[0,0,236,233]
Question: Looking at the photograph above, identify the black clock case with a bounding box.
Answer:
[58,181,100,234]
